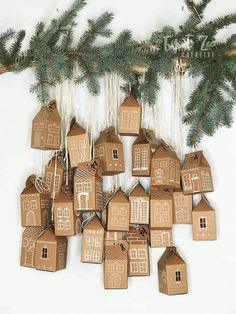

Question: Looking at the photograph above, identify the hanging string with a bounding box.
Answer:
[81,212,96,229]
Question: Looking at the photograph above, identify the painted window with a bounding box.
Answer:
[93,251,100,262]
[160,161,167,167]
[116,264,124,273]
[45,172,53,186]
[23,201,30,210]
[183,174,192,190]
[130,262,138,273]
[175,270,181,282]
[139,262,148,273]
[64,220,71,230]
[120,207,127,216]
[170,161,175,181]
[75,180,83,193]
[142,148,148,169]
[57,207,63,218]
[42,247,48,259]
[140,201,149,223]
[86,236,94,246]
[57,219,64,230]
[84,179,92,192]
[112,148,119,160]
[201,171,211,190]
[47,134,54,145]
[131,201,139,222]
[138,248,147,259]
[94,148,98,158]
[84,249,92,261]
[23,237,28,247]
[130,248,137,259]
[64,207,70,218]
[121,111,129,129]
[94,237,102,247]
[108,264,114,273]
[30,200,37,210]
[48,123,60,134]
[112,207,118,215]
[134,148,140,169]
[120,218,127,228]
[131,111,138,130]
[99,147,104,156]
[53,174,61,196]
[199,217,207,228]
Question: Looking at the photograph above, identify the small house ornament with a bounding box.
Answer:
[181,151,213,194]
[20,175,51,227]
[105,231,123,241]
[81,215,104,264]
[94,126,125,175]
[150,229,172,248]
[74,159,103,212]
[173,188,193,224]
[158,246,188,295]
[67,118,91,167]
[107,189,130,232]
[192,195,216,241]
[129,182,149,225]
[31,100,61,150]
[151,139,180,188]
[20,226,45,268]
[35,227,68,272]
[104,240,128,289]
[118,95,141,136]
[132,128,158,177]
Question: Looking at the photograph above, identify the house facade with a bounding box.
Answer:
[129,183,149,225]
[150,229,172,248]
[128,240,150,276]
[173,190,193,224]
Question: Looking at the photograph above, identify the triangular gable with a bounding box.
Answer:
[193,195,214,212]
[37,228,58,242]
[21,175,39,195]
[120,95,140,108]
[158,247,185,266]
[75,160,102,180]
[150,188,173,200]
[133,128,157,147]
[95,127,122,145]
[182,151,210,171]
[55,188,73,203]
[152,140,179,160]
[67,118,87,137]
[33,100,60,122]
[84,215,104,231]
[109,189,129,204]
[129,183,148,198]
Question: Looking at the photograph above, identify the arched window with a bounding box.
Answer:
[84,179,92,192]
[76,180,83,193]
[57,219,64,230]
[64,207,70,218]
[57,207,63,218]
[64,220,71,230]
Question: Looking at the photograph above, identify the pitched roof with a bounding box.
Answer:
[120,95,140,108]
[181,151,210,171]
[152,139,179,160]
[23,226,45,238]
[33,100,60,122]
[84,215,104,231]
[74,160,102,179]
[55,188,73,203]
[109,189,129,203]
[95,127,122,144]
[158,246,186,266]
[21,175,39,195]
[129,182,148,198]
[150,188,173,200]
[67,118,87,137]
[105,240,128,260]
[193,195,214,212]
[37,228,58,242]
[133,128,158,147]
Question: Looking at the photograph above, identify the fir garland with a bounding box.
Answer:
[0,0,236,147]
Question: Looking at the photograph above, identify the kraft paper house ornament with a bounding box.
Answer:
[31,100,61,150]
[132,128,158,177]
[20,226,45,268]
[118,95,141,136]
[107,189,130,232]
[94,126,125,175]
[104,240,128,289]
[151,139,180,188]
[192,195,216,240]
[173,189,193,224]
[67,118,91,167]
[150,229,173,248]
[105,231,123,241]
[158,246,188,295]
[35,227,68,272]
[81,215,104,263]
[74,159,103,212]
[129,182,149,225]
[21,175,51,227]
[181,151,213,194]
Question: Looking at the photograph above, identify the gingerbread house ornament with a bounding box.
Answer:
[81,215,104,264]
[118,95,141,136]
[181,151,213,194]
[31,100,61,150]
[67,118,91,167]
[150,229,173,248]
[132,128,158,177]
[173,188,193,224]
[158,246,188,295]
[94,127,125,175]
[192,195,216,240]
[20,175,51,227]
[129,182,149,225]
[74,159,103,212]
[107,189,130,232]
[104,240,128,289]
[151,139,180,188]
[35,227,67,272]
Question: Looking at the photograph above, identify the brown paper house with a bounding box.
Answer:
[132,128,158,177]
[118,95,141,136]
[54,187,77,236]
[81,215,104,263]
[158,246,188,295]
[192,195,216,240]
[151,140,180,188]
[173,189,193,224]
[67,118,91,168]
[104,240,128,289]
[20,226,45,268]
[129,182,149,225]
[150,229,173,248]
[94,127,125,175]
[35,227,67,272]
[31,100,61,150]
[181,151,213,194]
[107,190,130,232]
[21,175,51,227]
[105,231,123,241]
[74,160,103,212]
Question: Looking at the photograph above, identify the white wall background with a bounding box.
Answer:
[0,1,236,313]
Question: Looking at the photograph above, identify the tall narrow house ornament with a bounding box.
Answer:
[31,100,61,150]
[132,128,158,177]
[94,127,125,175]
[181,151,213,194]
[151,140,180,188]
[173,188,193,224]
[158,246,188,295]
[118,95,141,136]
[67,118,91,168]
[129,182,149,225]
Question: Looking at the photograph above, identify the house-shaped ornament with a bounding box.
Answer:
[150,229,173,248]
[67,118,91,168]
[173,188,193,224]
[181,151,213,194]
[81,215,104,264]
[31,100,61,150]
[192,195,216,240]
[151,139,180,188]
[104,240,128,289]
[132,128,158,177]
[94,126,125,175]
[107,189,130,232]
[105,231,123,241]
[20,226,45,268]
[118,95,141,136]
[21,175,51,227]
[35,227,67,272]
[158,246,188,295]
[74,159,103,212]
[129,182,149,225]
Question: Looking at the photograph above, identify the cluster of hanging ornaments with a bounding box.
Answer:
[19,74,217,295]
